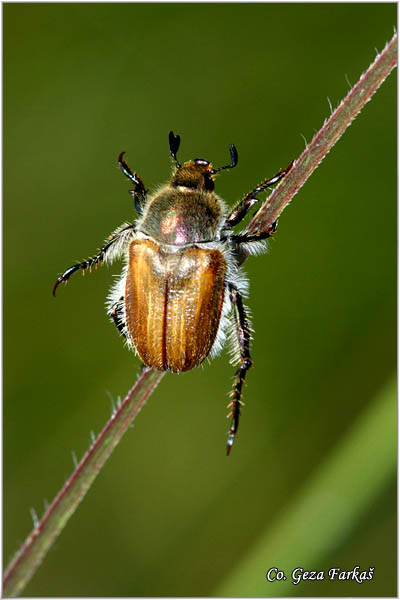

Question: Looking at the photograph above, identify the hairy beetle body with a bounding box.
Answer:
[53,131,293,453]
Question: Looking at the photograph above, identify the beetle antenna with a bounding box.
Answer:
[169,131,181,168]
[211,144,238,175]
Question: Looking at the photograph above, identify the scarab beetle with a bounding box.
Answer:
[53,132,292,454]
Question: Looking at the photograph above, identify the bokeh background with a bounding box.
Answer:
[4,3,396,597]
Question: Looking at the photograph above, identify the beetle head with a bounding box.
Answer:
[169,131,238,193]
[172,160,215,191]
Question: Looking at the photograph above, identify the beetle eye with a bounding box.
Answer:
[194,158,210,166]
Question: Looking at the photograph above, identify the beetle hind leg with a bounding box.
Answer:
[227,284,253,455]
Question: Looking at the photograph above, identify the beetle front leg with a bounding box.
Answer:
[224,161,293,228]
[118,152,147,215]
[230,220,278,245]
[53,224,134,296]
[227,284,253,455]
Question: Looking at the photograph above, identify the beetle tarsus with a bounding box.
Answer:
[52,264,82,296]
[226,392,241,455]
[52,278,64,297]
[226,432,235,455]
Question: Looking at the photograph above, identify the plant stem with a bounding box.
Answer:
[244,32,397,241]
[3,32,397,598]
[3,368,165,598]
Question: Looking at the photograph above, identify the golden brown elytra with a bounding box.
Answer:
[126,239,226,372]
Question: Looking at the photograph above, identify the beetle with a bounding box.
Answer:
[53,132,292,454]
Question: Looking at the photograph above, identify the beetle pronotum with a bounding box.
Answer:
[54,132,292,454]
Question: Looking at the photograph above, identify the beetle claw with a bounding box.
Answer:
[52,278,63,297]
[226,432,235,455]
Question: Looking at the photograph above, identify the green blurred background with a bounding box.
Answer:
[4,3,396,597]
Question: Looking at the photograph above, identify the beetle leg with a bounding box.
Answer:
[118,152,147,215]
[108,296,127,338]
[224,160,293,228]
[227,284,253,455]
[53,223,134,296]
[229,220,278,245]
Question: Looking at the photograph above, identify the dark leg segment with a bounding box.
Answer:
[229,220,278,245]
[225,160,293,228]
[52,225,133,296]
[109,296,127,338]
[227,284,253,455]
[118,152,147,215]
